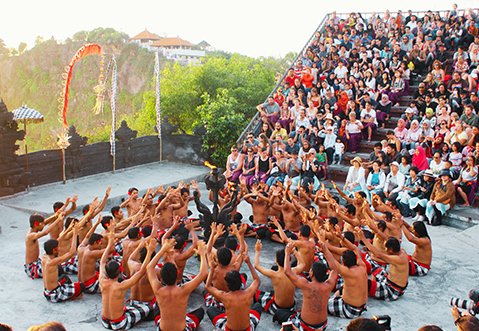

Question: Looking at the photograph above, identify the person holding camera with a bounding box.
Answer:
[451,305,479,331]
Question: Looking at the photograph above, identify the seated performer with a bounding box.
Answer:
[206,251,263,331]
[284,242,337,331]
[320,240,368,319]
[77,215,105,294]
[402,221,432,276]
[253,240,302,322]
[41,227,84,303]
[147,239,208,331]
[356,229,409,301]
[100,234,155,330]
[24,212,64,279]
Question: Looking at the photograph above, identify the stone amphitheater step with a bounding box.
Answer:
[390,106,408,115]
[342,152,370,163]
[327,164,351,181]
[359,140,381,153]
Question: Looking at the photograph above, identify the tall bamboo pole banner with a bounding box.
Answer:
[154,51,162,161]
[109,55,118,172]
[57,43,103,183]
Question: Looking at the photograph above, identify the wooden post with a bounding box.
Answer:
[23,121,28,173]
[61,148,66,184]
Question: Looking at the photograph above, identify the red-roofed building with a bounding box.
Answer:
[129,29,161,49]
[130,30,207,65]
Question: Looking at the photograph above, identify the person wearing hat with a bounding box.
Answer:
[344,157,366,196]
[378,161,405,203]
[425,169,456,226]
[322,125,337,165]
[409,169,437,222]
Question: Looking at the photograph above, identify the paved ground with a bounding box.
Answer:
[0,161,478,330]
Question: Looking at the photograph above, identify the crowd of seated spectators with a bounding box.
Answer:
[235,6,479,225]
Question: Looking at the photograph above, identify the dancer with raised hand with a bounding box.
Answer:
[147,238,208,331]
[206,250,263,331]
[319,239,368,319]
[77,215,106,294]
[356,228,409,301]
[402,220,432,276]
[41,225,83,303]
[253,239,301,323]
[284,241,337,331]
[100,234,155,330]
[24,212,64,279]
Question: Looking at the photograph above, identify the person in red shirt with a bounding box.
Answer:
[301,68,315,93]
[274,87,285,106]
[285,69,299,87]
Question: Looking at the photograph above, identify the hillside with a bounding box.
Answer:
[0,28,157,152]
[0,28,292,164]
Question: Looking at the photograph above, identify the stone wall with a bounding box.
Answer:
[0,101,206,196]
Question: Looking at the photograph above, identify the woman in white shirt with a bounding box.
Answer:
[344,156,366,196]
[334,61,349,80]
[345,112,364,153]
[405,120,421,150]
[430,152,445,177]
[366,160,386,202]
[360,104,377,142]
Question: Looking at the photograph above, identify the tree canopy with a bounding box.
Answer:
[130,53,290,164]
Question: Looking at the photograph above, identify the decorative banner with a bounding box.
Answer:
[58,43,103,127]
[110,55,118,158]
[93,53,106,115]
[154,51,161,139]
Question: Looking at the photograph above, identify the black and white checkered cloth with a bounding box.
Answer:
[12,105,44,122]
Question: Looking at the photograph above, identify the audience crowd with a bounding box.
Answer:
[246,6,479,226]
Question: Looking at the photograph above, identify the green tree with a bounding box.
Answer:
[196,89,244,165]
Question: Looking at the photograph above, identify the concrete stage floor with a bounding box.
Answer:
[0,161,478,330]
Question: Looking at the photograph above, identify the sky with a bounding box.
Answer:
[1,0,478,58]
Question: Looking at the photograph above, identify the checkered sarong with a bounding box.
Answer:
[313,251,330,269]
[369,273,407,301]
[84,272,100,294]
[114,240,124,256]
[408,255,430,277]
[61,255,78,274]
[178,273,196,285]
[24,258,42,279]
[156,313,200,331]
[328,296,366,319]
[101,301,151,330]
[204,291,225,310]
[212,310,261,331]
[288,312,328,331]
[335,275,344,292]
[43,276,82,303]
[362,253,387,276]
[254,290,295,315]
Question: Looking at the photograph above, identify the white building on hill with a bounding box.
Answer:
[151,37,205,65]
[129,29,207,65]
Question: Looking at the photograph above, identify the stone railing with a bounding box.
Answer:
[0,100,207,196]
